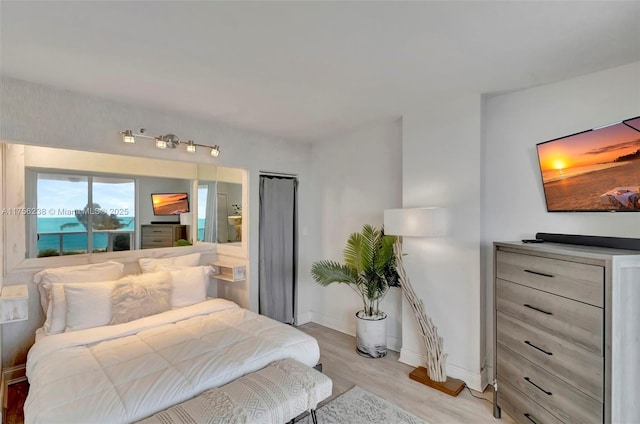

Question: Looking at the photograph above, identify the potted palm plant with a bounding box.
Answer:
[311,224,399,358]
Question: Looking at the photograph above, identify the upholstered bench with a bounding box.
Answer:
[138,359,332,424]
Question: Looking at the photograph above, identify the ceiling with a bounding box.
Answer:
[2,1,640,142]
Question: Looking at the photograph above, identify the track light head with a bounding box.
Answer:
[121,130,135,144]
[155,137,167,149]
[210,145,220,157]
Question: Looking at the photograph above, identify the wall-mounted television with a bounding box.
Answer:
[151,193,190,216]
[536,116,640,212]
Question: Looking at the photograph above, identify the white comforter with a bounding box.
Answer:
[24,299,320,424]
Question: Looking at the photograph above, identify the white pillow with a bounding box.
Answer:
[138,253,201,273]
[163,266,212,308]
[44,283,67,335]
[110,272,172,325]
[33,261,125,312]
[64,281,115,332]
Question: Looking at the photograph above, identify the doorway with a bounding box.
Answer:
[258,174,298,324]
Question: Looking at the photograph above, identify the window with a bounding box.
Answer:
[198,185,209,241]
[29,172,135,258]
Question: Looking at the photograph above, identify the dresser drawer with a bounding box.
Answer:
[496,250,603,307]
[142,226,173,236]
[142,234,173,244]
[497,345,602,424]
[496,278,603,354]
[497,311,603,401]
[498,380,563,424]
[141,240,172,249]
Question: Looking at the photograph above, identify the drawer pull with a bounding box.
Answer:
[523,304,553,315]
[524,340,553,356]
[524,376,552,396]
[524,269,554,278]
[524,413,539,424]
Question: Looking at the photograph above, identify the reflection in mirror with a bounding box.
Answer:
[218,182,242,243]
[27,172,136,257]
[2,142,246,266]
[198,182,216,243]
[203,166,243,244]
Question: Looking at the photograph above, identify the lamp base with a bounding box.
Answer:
[409,366,465,397]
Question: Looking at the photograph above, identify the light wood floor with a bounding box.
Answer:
[299,322,515,424]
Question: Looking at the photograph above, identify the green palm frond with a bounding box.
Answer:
[359,224,378,273]
[344,233,364,273]
[311,224,401,317]
[376,234,396,271]
[311,260,359,287]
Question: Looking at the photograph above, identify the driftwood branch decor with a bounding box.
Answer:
[394,240,447,382]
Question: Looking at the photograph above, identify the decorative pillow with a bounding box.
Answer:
[110,272,172,325]
[44,283,67,335]
[33,261,125,313]
[64,281,115,332]
[160,266,212,308]
[138,253,201,273]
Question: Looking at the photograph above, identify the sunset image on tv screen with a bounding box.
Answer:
[152,193,189,215]
[537,118,640,211]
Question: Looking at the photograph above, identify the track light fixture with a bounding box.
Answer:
[119,129,221,157]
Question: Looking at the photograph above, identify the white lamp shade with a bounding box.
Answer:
[179,212,193,226]
[383,207,447,237]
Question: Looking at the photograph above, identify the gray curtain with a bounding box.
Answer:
[259,175,297,324]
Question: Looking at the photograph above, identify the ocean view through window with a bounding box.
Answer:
[32,173,135,257]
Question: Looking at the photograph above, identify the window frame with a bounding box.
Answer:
[26,168,137,258]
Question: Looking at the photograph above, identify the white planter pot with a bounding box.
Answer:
[355,310,387,358]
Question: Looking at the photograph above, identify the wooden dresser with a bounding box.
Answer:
[141,224,187,249]
[493,241,640,424]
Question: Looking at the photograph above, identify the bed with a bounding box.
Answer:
[24,257,320,424]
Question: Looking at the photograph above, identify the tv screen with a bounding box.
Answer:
[536,116,640,212]
[151,193,190,216]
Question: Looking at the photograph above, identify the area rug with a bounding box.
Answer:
[296,386,429,424]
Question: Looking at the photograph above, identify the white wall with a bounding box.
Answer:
[482,60,640,381]
[401,94,484,390]
[308,118,403,350]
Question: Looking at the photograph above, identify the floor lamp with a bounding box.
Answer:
[384,207,465,396]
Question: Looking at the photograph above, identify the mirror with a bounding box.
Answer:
[3,143,244,264]
[197,164,244,245]
[208,167,243,243]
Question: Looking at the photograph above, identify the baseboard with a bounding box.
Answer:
[387,335,401,353]
[480,352,490,390]
[296,311,313,326]
[480,366,488,391]
[399,347,483,391]
[2,364,26,410]
[310,312,355,337]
